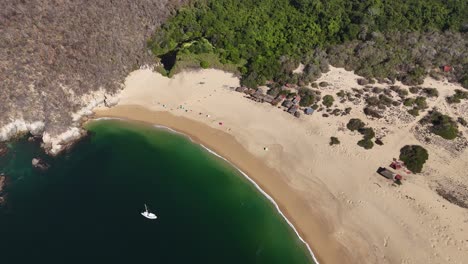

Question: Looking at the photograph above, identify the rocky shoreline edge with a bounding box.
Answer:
[0,90,120,156]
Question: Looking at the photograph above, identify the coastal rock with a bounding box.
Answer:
[0,174,6,192]
[0,143,8,157]
[32,158,50,170]
[0,173,7,205]
[0,120,45,141]
[42,127,87,156]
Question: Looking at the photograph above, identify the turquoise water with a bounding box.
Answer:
[0,120,314,263]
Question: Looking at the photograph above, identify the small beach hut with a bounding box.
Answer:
[443,65,452,72]
[282,100,293,108]
[275,94,286,100]
[271,98,282,106]
[304,107,314,115]
[252,93,265,101]
[377,167,403,180]
[377,167,396,180]
[288,105,299,115]
[292,95,301,104]
[390,161,402,170]
[264,95,274,103]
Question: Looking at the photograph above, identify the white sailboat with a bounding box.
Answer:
[141,204,157,219]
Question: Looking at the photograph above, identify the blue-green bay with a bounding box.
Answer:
[0,119,314,263]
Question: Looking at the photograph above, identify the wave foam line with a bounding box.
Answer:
[92,117,320,264]
[198,144,319,264]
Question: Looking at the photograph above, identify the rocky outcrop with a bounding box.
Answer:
[0,0,188,154]
[32,158,50,171]
[0,143,8,157]
[42,127,87,156]
[0,121,45,141]
[0,174,7,205]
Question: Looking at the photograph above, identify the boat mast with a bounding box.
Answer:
[144,204,148,212]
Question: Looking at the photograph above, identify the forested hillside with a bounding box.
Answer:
[150,0,467,87]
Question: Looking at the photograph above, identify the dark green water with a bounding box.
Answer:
[0,120,314,264]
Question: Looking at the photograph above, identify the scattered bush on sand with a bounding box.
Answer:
[408,108,420,116]
[358,127,375,140]
[363,107,383,119]
[397,88,409,98]
[414,96,428,110]
[347,118,365,131]
[421,111,459,140]
[322,95,334,108]
[422,87,439,98]
[347,118,375,149]
[403,98,415,107]
[357,138,374,149]
[329,137,340,146]
[458,117,467,127]
[399,145,429,173]
[409,87,420,94]
[446,89,468,104]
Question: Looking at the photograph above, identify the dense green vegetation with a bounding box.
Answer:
[399,145,429,173]
[421,111,459,140]
[297,88,319,107]
[149,0,467,87]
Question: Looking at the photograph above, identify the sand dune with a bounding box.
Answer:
[95,67,468,264]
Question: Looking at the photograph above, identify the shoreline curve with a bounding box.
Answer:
[91,117,320,263]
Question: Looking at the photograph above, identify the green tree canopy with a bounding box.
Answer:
[149,0,467,87]
[399,145,429,173]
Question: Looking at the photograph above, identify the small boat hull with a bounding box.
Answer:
[141,212,157,219]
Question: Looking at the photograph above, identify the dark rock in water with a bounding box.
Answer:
[32,158,50,170]
[27,136,41,142]
[31,135,43,142]
[0,174,6,192]
[0,173,7,205]
[0,143,8,157]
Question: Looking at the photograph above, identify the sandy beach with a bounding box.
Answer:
[95,68,468,264]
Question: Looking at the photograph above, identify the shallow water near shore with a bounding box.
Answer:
[0,119,314,264]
